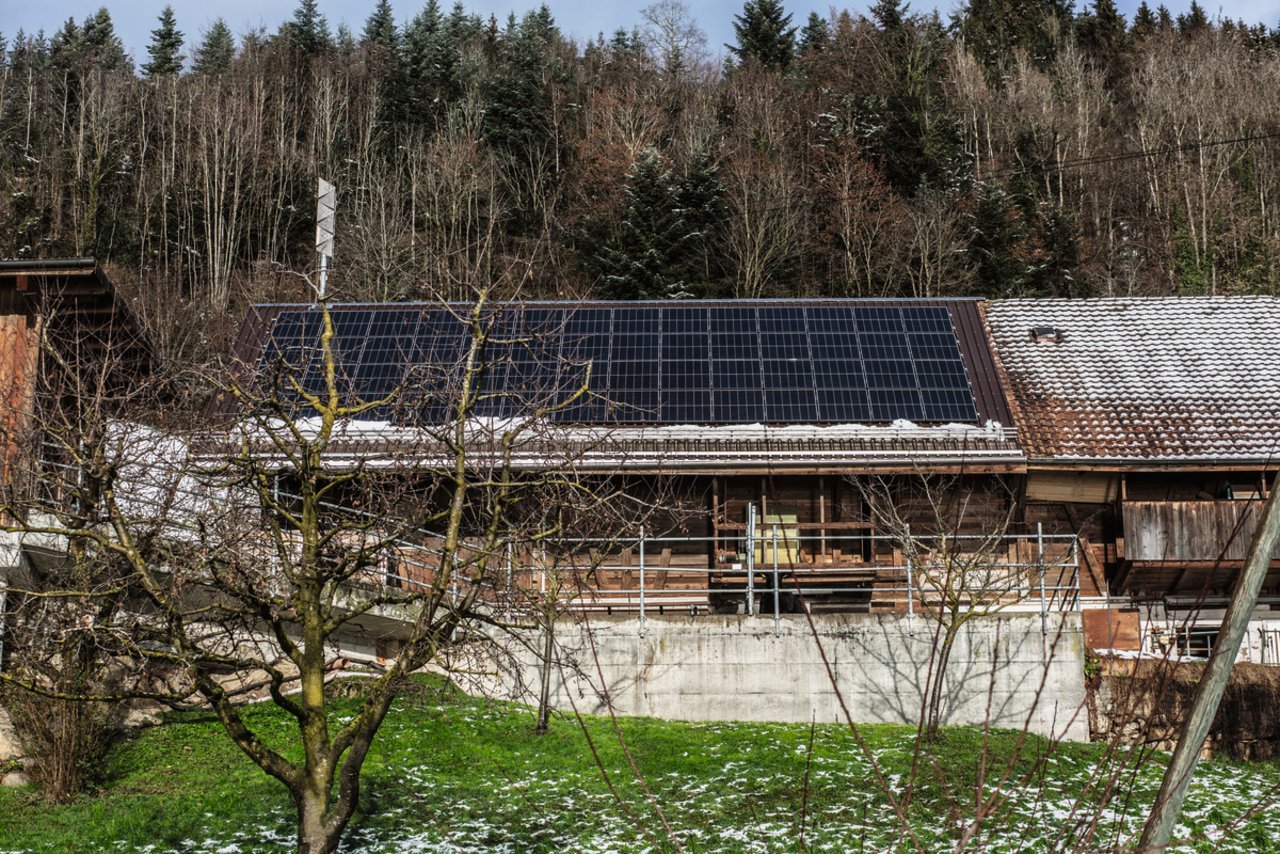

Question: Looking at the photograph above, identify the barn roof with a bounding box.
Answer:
[985,297,1280,465]
[222,298,1022,472]
[0,257,152,369]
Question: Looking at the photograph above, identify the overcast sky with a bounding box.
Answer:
[3,0,1280,64]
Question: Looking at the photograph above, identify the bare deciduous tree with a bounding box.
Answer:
[0,272,647,853]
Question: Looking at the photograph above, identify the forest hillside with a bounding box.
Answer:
[3,0,1279,359]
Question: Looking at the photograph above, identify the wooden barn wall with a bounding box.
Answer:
[0,314,40,481]
[1122,500,1280,562]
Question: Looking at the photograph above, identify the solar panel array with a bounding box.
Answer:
[259,303,980,425]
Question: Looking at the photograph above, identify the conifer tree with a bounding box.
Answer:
[609,27,635,56]
[363,0,404,121]
[1131,1,1156,38]
[483,8,560,157]
[595,148,698,300]
[49,17,81,71]
[676,152,725,290]
[968,182,1028,296]
[402,0,461,124]
[870,0,906,31]
[593,149,724,300]
[798,12,829,52]
[80,8,131,73]
[960,0,1071,74]
[446,2,483,42]
[728,0,796,70]
[1177,0,1210,36]
[1075,0,1127,82]
[10,29,50,74]
[283,0,332,56]
[49,17,82,76]
[142,6,184,77]
[192,19,235,75]
[335,23,357,56]
[363,0,399,55]
[7,29,24,69]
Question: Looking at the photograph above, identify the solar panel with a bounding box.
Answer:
[258,302,980,425]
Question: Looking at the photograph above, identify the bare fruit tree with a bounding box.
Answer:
[856,474,1056,740]
[0,274,642,854]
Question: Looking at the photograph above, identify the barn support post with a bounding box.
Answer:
[772,525,781,637]
[746,504,756,617]
[638,525,646,637]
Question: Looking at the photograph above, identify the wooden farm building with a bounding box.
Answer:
[0,258,150,476]
[230,295,1280,659]
[5,258,1280,664]
[0,259,152,670]
[229,299,1072,629]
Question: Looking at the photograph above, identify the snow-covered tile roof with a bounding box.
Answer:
[985,297,1280,462]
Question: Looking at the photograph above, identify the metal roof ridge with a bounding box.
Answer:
[989,295,1280,305]
[0,257,99,273]
[248,296,988,310]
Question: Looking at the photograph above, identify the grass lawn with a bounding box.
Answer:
[0,676,1277,853]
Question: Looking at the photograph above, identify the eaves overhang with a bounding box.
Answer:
[1027,456,1280,473]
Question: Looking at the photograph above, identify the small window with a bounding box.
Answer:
[1185,628,1218,660]
[1029,325,1063,343]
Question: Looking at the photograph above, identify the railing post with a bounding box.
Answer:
[638,524,646,637]
[904,523,914,632]
[1037,523,1047,634]
[905,554,915,632]
[772,525,781,637]
[746,503,756,617]
[506,541,514,602]
[1070,536,1081,611]
[450,552,459,643]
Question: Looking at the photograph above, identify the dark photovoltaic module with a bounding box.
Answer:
[258,302,980,425]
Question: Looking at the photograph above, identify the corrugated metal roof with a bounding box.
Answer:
[985,297,1280,463]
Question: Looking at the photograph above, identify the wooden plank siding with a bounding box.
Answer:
[1122,500,1280,562]
[0,314,40,484]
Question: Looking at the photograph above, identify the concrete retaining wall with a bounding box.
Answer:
[482,611,1089,742]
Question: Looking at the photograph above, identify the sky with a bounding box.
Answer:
[3,0,1280,63]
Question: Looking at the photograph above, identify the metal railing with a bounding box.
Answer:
[487,518,1081,636]
[26,449,1081,638]
[349,511,1081,637]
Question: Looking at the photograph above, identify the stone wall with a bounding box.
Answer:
[1088,657,1280,760]
[478,611,1090,742]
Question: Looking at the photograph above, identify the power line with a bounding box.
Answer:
[723,127,1280,219]
[977,128,1280,180]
